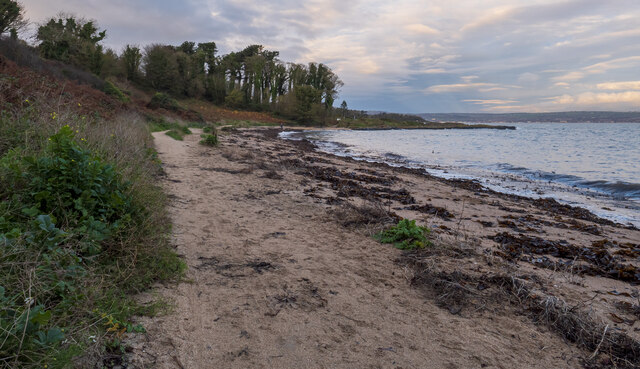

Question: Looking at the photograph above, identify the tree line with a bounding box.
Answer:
[1,4,346,123]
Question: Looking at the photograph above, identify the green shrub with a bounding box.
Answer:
[103,81,130,103]
[148,92,182,111]
[224,89,244,108]
[0,122,185,367]
[374,219,431,250]
[199,133,218,147]
[2,125,134,255]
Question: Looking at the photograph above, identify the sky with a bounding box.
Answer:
[19,0,640,113]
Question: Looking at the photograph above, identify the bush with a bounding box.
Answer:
[2,125,135,253]
[103,80,129,103]
[374,219,431,250]
[224,89,244,108]
[0,117,185,367]
[199,133,218,146]
[148,92,182,111]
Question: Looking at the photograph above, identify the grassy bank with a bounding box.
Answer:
[0,66,185,368]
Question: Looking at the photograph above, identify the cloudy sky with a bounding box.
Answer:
[20,0,640,113]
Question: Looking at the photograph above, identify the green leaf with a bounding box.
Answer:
[22,206,40,217]
[30,308,51,326]
[46,328,65,344]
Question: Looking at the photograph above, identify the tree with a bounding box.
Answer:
[100,48,121,78]
[178,41,196,55]
[36,14,106,74]
[294,85,322,123]
[340,100,348,118]
[0,0,26,35]
[121,45,142,81]
[143,44,179,92]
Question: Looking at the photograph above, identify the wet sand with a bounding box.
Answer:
[126,127,640,369]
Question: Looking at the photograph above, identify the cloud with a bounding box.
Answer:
[583,56,640,74]
[425,83,497,93]
[548,91,640,108]
[518,72,539,84]
[404,24,439,35]
[597,81,640,90]
[552,71,584,82]
[463,99,518,105]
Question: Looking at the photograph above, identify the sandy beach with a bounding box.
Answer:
[127,127,640,368]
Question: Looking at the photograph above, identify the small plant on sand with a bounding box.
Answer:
[200,132,218,147]
[375,219,432,250]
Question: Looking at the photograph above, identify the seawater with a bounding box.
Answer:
[282,123,640,227]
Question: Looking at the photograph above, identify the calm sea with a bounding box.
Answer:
[283,123,640,227]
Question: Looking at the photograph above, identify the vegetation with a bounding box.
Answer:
[144,116,201,137]
[0,0,26,36]
[375,219,432,250]
[199,133,218,147]
[103,80,129,102]
[36,15,106,75]
[148,92,183,112]
[0,53,185,367]
[18,10,344,125]
[165,129,188,141]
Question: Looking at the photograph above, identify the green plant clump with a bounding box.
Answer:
[103,81,130,103]
[375,219,432,250]
[199,133,218,146]
[165,129,187,141]
[148,92,182,111]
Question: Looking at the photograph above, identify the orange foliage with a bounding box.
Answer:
[182,100,286,124]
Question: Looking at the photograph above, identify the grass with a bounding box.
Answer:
[0,102,185,368]
[165,129,187,141]
[146,115,192,134]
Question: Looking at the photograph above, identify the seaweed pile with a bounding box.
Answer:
[400,249,640,369]
[490,232,640,284]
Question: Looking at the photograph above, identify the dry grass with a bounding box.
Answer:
[331,200,401,235]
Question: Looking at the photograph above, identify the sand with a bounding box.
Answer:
[125,127,640,368]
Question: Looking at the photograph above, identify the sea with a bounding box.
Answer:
[281,122,640,228]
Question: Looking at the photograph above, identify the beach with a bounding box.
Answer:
[127,127,640,368]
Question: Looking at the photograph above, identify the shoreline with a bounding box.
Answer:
[128,127,640,368]
[279,129,640,229]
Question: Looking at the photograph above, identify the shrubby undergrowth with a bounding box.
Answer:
[0,105,185,368]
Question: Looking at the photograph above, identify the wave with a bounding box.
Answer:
[489,163,640,200]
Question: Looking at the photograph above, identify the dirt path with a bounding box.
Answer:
[127,129,586,369]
